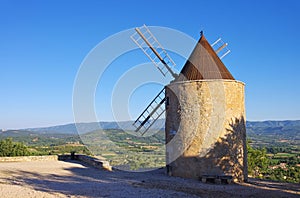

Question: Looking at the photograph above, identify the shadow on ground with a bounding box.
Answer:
[3,160,300,198]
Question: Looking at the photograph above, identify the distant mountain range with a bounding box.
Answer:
[20,119,300,135]
[246,120,300,128]
[0,120,299,148]
[25,120,165,134]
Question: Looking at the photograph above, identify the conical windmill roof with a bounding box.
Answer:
[176,33,234,81]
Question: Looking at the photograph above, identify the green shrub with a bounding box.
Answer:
[0,138,30,157]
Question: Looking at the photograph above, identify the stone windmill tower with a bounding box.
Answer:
[131,25,247,182]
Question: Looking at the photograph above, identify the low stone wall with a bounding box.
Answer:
[0,154,112,171]
[76,155,112,171]
[58,154,112,171]
[0,155,58,162]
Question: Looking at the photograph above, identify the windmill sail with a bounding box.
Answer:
[132,88,165,135]
[211,37,231,59]
[131,25,177,78]
[131,26,231,135]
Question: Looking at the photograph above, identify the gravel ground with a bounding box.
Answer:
[0,160,299,198]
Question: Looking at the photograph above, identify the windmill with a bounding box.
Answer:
[130,24,230,136]
[130,25,247,182]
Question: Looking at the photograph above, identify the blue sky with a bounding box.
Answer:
[1,0,300,129]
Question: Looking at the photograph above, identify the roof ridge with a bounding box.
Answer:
[176,33,234,81]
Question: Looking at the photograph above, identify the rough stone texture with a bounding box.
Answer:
[165,79,247,182]
[76,154,112,171]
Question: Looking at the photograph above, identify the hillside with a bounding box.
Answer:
[246,121,300,148]
[23,120,300,135]
[25,120,165,134]
[1,120,299,183]
[1,120,299,149]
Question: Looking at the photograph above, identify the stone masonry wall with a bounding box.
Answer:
[165,80,247,182]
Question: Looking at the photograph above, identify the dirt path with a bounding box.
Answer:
[0,160,299,197]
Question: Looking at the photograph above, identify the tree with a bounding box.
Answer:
[247,142,269,177]
[0,138,30,157]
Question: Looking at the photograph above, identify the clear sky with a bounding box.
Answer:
[1,0,300,129]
